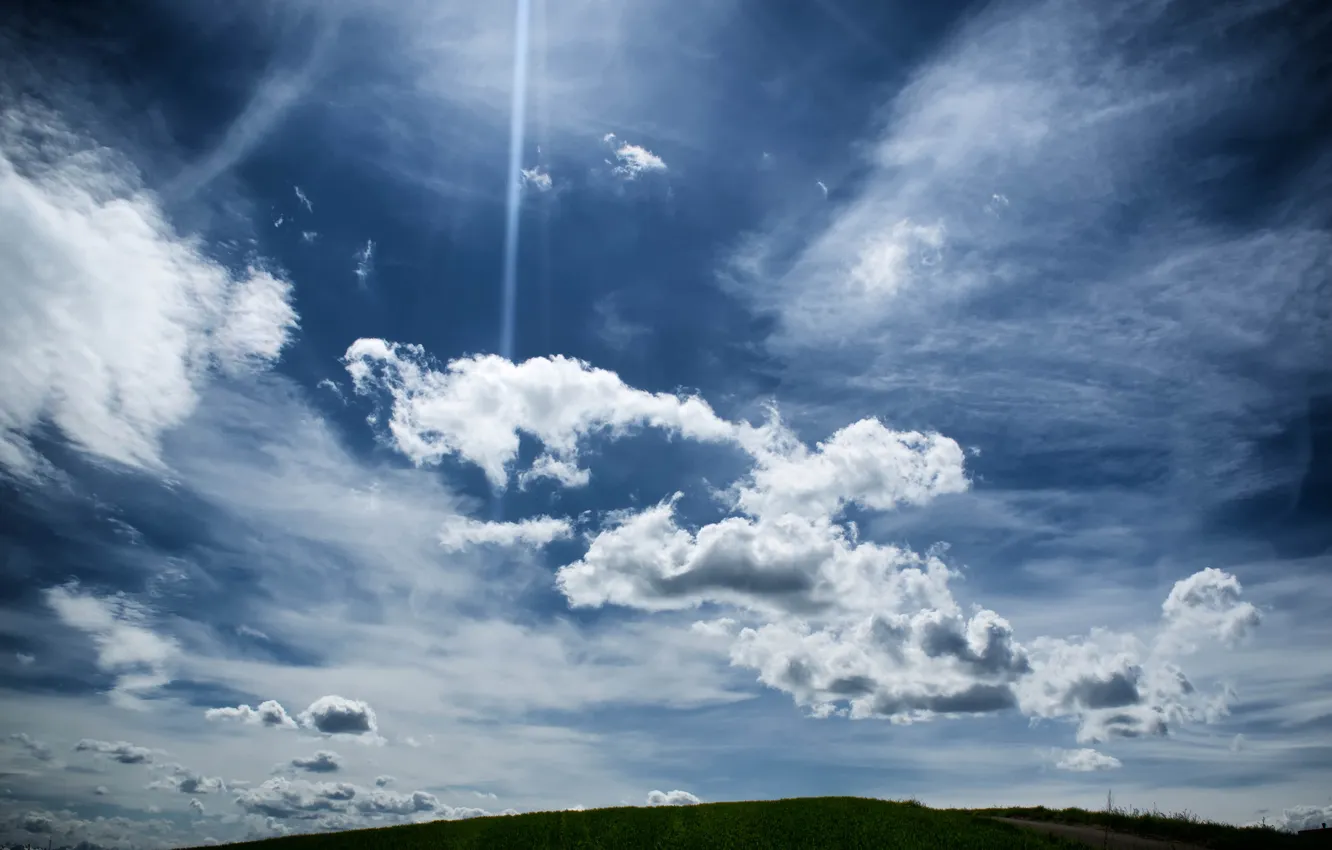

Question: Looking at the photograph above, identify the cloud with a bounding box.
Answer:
[301,230,318,243]
[148,764,227,794]
[645,789,700,806]
[604,133,667,179]
[288,751,341,774]
[373,776,394,788]
[162,18,337,200]
[72,739,153,765]
[343,340,762,489]
[7,733,53,763]
[1159,567,1261,653]
[94,786,109,796]
[294,185,313,212]
[816,181,828,198]
[520,167,552,192]
[190,798,205,816]
[1051,748,1122,772]
[1272,802,1332,834]
[204,700,299,730]
[14,652,34,665]
[438,515,573,552]
[0,104,298,480]
[353,240,375,289]
[45,583,178,706]
[296,696,379,737]
[232,777,492,829]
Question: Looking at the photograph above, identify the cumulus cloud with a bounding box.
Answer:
[45,583,178,705]
[1052,748,1122,772]
[1159,567,1261,653]
[1273,802,1332,834]
[233,777,492,830]
[73,739,153,765]
[190,798,206,816]
[343,341,759,488]
[437,515,573,552]
[205,699,299,729]
[297,696,379,737]
[373,775,394,788]
[604,134,667,180]
[289,751,342,774]
[8,733,53,762]
[0,104,298,479]
[148,763,227,794]
[645,790,700,806]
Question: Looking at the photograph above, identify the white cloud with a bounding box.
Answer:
[15,652,34,666]
[301,230,318,243]
[373,775,394,788]
[1051,748,1122,772]
[1159,567,1261,654]
[204,700,298,730]
[604,134,667,179]
[1272,802,1332,834]
[520,167,552,192]
[232,777,493,830]
[45,583,178,706]
[0,104,298,479]
[343,340,759,489]
[353,240,375,289]
[294,186,313,212]
[438,515,573,552]
[645,789,700,806]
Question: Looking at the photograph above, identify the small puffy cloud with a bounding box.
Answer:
[0,105,298,479]
[297,695,379,737]
[301,230,318,243]
[437,515,573,552]
[205,699,298,729]
[290,751,342,774]
[605,134,668,180]
[1159,567,1261,653]
[374,775,394,788]
[1230,733,1246,752]
[190,798,206,816]
[45,583,178,704]
[15,652,34,665]
[521,167,552,192]
[8,733,53,762]
[73,739,153,765]
[94,786,109,796]
[646,790,701,806]
[1052,748,1122,772]
[148,763,226,794]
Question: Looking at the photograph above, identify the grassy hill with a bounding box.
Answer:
[968,804,1305,849]
[193,797,1089,849]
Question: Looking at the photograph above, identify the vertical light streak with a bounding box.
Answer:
[500,0,533,363]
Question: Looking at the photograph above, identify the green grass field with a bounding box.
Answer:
[967,803,1302,849]
[193,797,1089,850]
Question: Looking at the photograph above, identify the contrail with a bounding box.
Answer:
[500,0,533,363]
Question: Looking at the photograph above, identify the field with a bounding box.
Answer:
[192,797,1088,849]
[967,803,1302,849]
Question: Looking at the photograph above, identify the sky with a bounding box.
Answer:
[1,0,1330,846]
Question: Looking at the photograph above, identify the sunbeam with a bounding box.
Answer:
[499,0,533,364]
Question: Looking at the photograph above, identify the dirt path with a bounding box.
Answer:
[990,817,1209,850]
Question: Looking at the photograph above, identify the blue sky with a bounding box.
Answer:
[1,0,1330,846]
